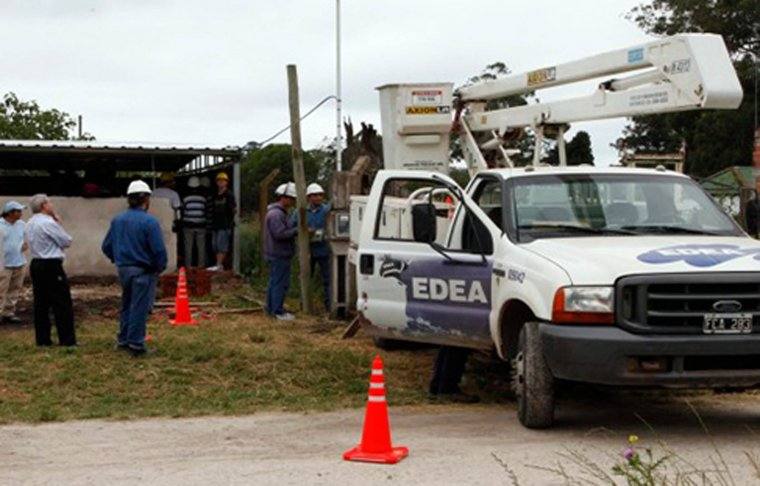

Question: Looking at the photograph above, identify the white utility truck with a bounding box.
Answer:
[351,34,756,428]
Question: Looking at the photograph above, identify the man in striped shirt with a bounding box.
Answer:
[181,176,208,268]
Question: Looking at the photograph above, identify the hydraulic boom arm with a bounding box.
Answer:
[457,34,743,173]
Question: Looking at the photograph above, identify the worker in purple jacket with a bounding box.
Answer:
[264,182,298,320]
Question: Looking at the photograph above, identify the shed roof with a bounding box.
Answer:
[0,140,241,172]
[700,166,759,193]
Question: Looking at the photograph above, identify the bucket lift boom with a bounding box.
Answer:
[456,33,743,173]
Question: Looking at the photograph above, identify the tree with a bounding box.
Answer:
[452,62,538,167]
[240,143,320,213]
[0,92,93,140]
[545,131,595,165]
[617,0,758,177]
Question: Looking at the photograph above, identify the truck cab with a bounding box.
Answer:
[354,165,760,427]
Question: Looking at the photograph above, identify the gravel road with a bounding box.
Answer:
[3,391,760,485]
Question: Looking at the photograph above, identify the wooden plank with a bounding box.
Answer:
[287,64,314,314]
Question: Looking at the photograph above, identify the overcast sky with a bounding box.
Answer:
[1,0,652,165]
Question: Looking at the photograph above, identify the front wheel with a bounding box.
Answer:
[512,322,555,428]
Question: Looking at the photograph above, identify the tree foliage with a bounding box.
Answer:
[618,0,758,177]
[452,63,539,166]
[0,92,93,140]
[545,131,595,165]
[240,143,321,213]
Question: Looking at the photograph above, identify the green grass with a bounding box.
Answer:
[0,290,440,423]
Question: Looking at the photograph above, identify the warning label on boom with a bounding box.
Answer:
[527,66,557,86]
[405,105,451,115]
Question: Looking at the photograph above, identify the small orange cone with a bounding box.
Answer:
[343,355,408,464]
[170,267,197,326]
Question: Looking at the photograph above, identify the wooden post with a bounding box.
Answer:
[258,168,280,262]
[287,64,314,314]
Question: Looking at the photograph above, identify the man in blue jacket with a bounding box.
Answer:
[264,182,298,320]
[102,180,167,356]
[303,183,331,312]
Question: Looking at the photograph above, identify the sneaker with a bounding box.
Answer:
[206,265,220,272]
[115,343,130,352]
[127,347,156,357]
[428,391,481,404]
[2,315,21,324]
[274,312,295,321]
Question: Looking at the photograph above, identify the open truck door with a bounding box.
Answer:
[355,170,502,349]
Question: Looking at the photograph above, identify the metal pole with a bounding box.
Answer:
[233,159,242,275]
[77,115,82,139]
[335,0,342,172]
[557,126,567,167]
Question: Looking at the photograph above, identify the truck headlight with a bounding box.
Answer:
[552,286,614,324]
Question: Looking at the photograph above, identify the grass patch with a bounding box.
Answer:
[0,282,448,423]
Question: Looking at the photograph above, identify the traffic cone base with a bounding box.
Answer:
[343,355,408,465]
[170,317,197,326]
[343,445,408,464]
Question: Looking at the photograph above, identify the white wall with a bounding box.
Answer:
[14,196,176,277]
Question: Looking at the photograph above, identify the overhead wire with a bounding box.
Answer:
[256,95,338,147]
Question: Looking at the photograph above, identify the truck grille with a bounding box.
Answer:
[616,273,760,334]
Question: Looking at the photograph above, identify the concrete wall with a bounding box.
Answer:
[13,196,176,277]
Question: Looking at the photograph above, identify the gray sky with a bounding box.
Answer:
[1,0,651,165]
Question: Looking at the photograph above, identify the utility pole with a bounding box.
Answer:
[335,0,342,172]
[78,115,83,139]
[287,64,314,314]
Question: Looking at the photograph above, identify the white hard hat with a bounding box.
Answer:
[187,176,200,188]
[127,180,152,195]
[306,183,325,196]
[281,182,297,199]
[274,183,286,196]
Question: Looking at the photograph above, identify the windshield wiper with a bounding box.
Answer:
[519,223,636,235]
[620,225,722,236]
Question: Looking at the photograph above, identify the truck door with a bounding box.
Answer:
[356,170,501,349]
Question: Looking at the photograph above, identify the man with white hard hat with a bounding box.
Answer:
[299,182,332,311]
[264,182,298,320]
[102,180,167,356]
[26,193,76,347]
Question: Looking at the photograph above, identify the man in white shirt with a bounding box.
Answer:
[152,173,181,217]
[26,194,76,347]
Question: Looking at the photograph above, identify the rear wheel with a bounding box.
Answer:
[511,321,555,428]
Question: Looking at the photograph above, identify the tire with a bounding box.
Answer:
[511,321,555,428]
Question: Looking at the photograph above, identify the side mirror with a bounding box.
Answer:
[412,202,437,243]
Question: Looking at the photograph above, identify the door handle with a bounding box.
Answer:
[360,254,374,275]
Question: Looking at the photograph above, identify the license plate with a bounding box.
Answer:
[703,313,753,334]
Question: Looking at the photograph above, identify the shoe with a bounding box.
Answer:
[428,391,480,404]
[2,315,21,324]
[274,312,295,321]
[128,347,156,357]
[206,266,219,272]
[115,343,129,352]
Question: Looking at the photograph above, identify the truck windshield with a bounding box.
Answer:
[512,174,741,241]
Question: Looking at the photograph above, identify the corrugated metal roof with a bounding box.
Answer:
[0,139,240,154]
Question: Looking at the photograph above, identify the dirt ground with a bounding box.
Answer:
[3,391,760,485]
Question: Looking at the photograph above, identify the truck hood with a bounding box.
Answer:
[523,236,760,285]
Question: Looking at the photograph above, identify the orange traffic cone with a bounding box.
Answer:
[343,355,408,464]
[170,267,197,326]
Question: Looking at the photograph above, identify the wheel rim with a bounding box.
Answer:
[512,350,525,397]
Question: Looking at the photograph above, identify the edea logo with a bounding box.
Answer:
[637,244,760,267]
